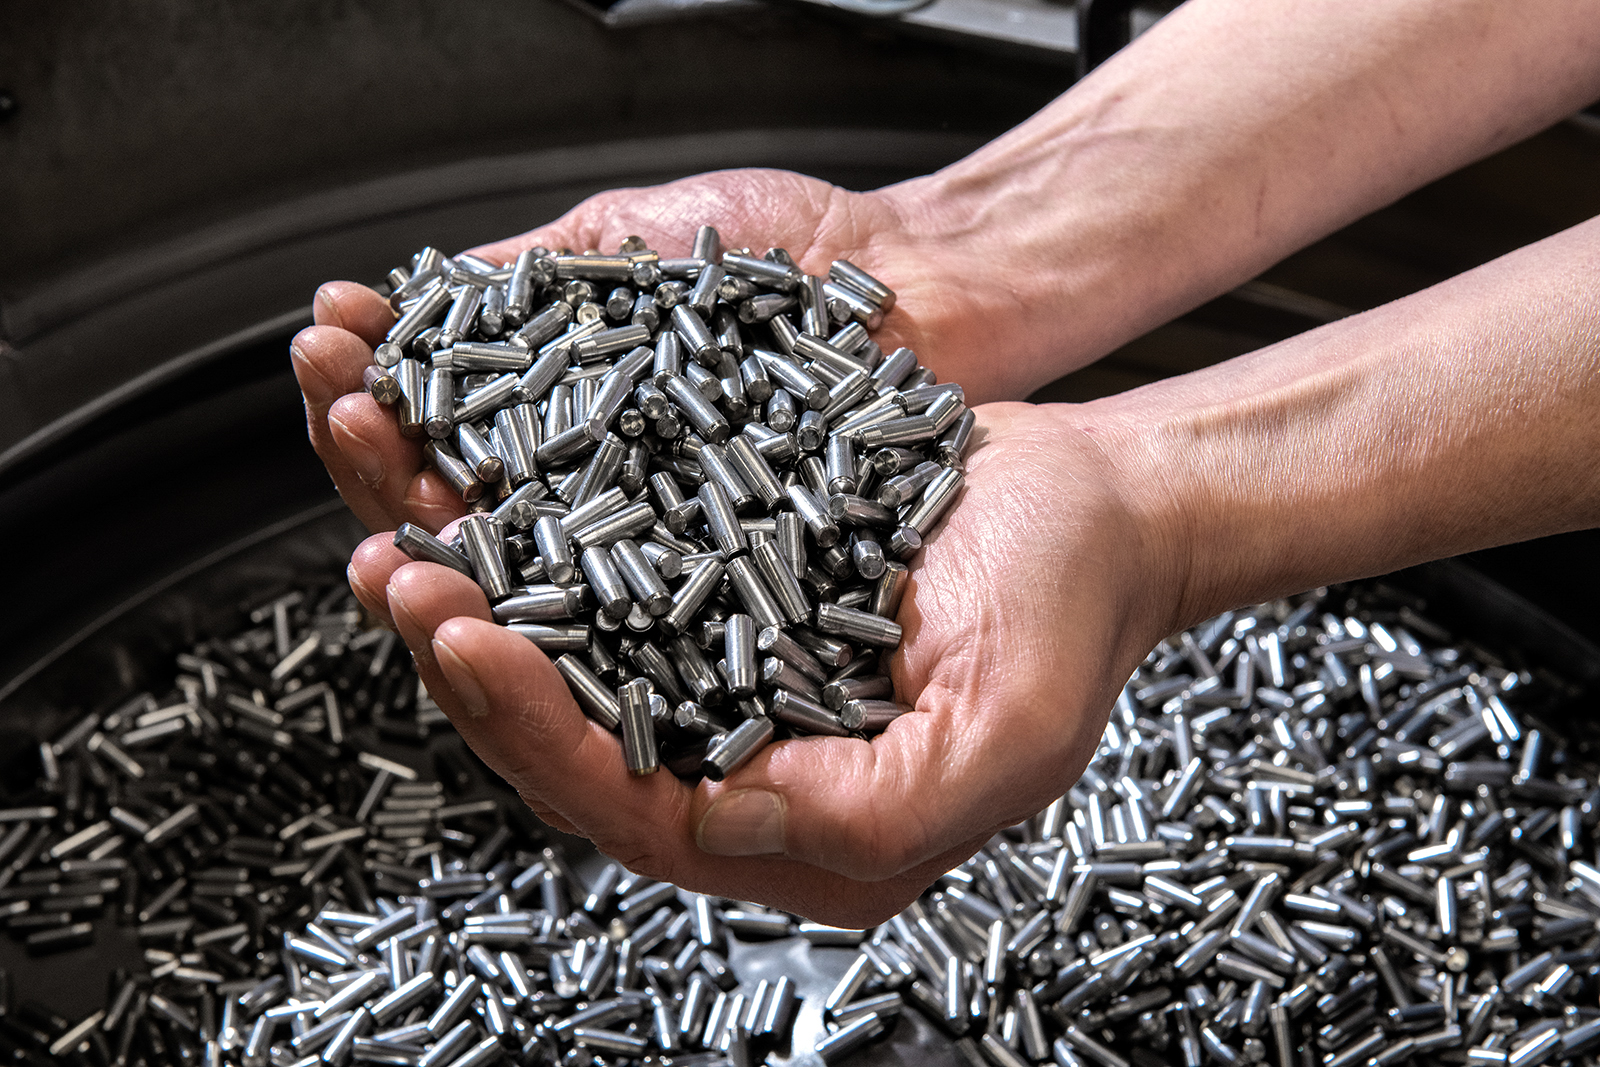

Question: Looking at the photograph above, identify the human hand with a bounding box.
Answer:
[343,402,1181,927]
[290,166,1071,536]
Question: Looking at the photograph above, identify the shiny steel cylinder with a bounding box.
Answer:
[701,716,774,782]
[757,626,829,684]
[394,523,474,576]
[726,556,786,631]
[787,484,839,548]
[581,546,632,620]
[724,615,758,698]
[659,558,725,638]
[750,541,810,625]
[611,539,672,617]
[555,655,621,729]
[769,689,849,737]
[839,698,909,732]
[724,435,785,510]
[492,585,583,624]
[699,444,755,511]
[775,511,807,579]
[698,482,747,557]
[456,423,504,484]
[395,358,426,437]
[493,407,535,486]
[426,441,482,502]
[662,373,730,443]
[619,680,660,777]
[815,601,902,648]
[423,365,455,439]
[533,515,576,585]
[902,467,965,537]
[458,515,513,603]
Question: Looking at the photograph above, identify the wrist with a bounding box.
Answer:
[875,159,1131,403]
[877,85,1240,403]
[1021,400,1202,660]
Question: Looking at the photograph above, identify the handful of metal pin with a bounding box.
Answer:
[378,226,974,780]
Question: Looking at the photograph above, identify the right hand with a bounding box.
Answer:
[342,401,1184,927]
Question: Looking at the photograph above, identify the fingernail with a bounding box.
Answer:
[289,342,331,396]
[315,286,345,329]
[697,790,786,856]
[433,637,490,718]
[330,413,384,487]
[347,565,396,631]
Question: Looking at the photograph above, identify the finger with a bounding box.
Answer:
[292,325,371,417]
[426,614,700,859]
[384,562,493,724]
[327,393,427,527]
[290,326,394,532]
[347,533,413,629]
[314,281,395,349]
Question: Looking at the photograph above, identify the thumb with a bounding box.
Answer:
[688,684,1005,883]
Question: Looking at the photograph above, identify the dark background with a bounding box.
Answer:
[2,0,1599,728]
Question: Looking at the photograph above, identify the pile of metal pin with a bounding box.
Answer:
[0,581,847,1067]
[6,563,1600,1067]
[816,590,1600,1067]
[371,226,973,780]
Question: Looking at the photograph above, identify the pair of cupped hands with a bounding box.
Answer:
[291,169,1181,927]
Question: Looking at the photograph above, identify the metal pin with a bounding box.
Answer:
[698,481,747,557]
[611,539,671,616]
[620,679,660,776]
[702,716,775,781]
[816,601,902,648]
[723,615,758,699]
[458,515,512,602]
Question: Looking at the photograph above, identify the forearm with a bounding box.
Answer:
[884,0,1600,399]
[1090,212,1600,631]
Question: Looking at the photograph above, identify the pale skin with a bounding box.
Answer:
[291,0,1600,926]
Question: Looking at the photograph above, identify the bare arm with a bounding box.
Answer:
[884,0,1600,399]
[1090,212,1600,636]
